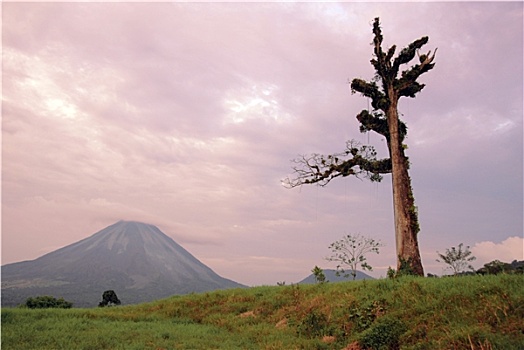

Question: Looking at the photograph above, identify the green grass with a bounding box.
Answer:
[2,274,523,349]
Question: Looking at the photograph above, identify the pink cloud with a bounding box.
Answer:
[471,237,524,265]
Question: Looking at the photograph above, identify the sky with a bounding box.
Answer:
[2,1,523,286]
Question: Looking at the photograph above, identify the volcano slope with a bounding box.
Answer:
[1,221,244,307]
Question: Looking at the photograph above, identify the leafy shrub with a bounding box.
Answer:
[297,311,330,338]
[348,299,387,332]
[396,258,417,277]
[358,317,407,350]
[312,266,327,284]
[22,296,73,309]
[387,258,419,278]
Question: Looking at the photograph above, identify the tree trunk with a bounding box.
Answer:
[387,94,424,276]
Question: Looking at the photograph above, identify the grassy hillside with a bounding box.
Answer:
[2,275,523,349]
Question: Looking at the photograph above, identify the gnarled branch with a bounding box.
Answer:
[282,140,391,188]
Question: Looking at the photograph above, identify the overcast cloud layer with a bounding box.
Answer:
[2,2,523,285]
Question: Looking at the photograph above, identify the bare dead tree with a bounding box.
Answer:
[283,17,437,276]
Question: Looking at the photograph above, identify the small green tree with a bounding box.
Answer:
[98,290,121,307]
[22,296,73,309]
[436,243,476,275]
[312,266,327,284]
[326,233,383,280]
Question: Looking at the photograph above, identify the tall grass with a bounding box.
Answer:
[2,274,523,349]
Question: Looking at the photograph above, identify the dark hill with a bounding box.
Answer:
[297,269,374,284]
[1,221,244,307]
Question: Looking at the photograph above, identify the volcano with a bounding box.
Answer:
[1,221,244,307]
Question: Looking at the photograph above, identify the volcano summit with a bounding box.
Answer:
[1,221,244,307]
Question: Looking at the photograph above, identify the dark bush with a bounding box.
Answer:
[23,296,73,309]
[476,260,524,275]
[358,317,407,350]
[98,290,121,307]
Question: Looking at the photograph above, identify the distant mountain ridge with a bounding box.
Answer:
[1,221,244,307]
[298,269,374,284]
